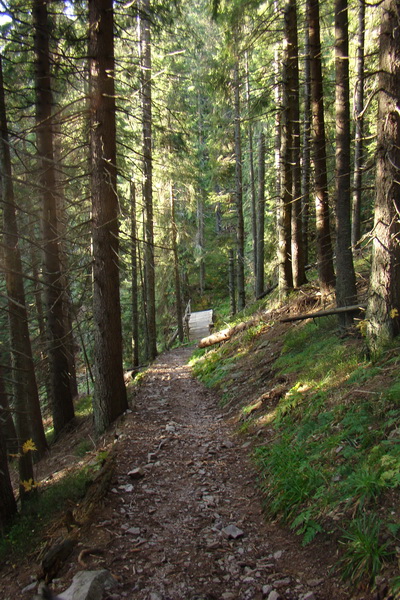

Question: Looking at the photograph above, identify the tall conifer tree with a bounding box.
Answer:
[89,0,128,433]
[367,0,400,350]
[33,0,75,436]
[335,0,357,326]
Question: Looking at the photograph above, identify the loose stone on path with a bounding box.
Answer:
[41,347,349,600]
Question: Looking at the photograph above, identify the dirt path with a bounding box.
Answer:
[2,347,355,600]
[71,346,349,600]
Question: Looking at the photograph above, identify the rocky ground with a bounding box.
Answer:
[1,347,363,600]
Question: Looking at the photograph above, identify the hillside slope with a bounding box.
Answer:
[191,286,400,598]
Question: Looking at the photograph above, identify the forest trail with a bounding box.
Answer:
[69,346,351,600]
[2,347,355,600]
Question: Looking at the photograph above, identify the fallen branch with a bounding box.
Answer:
[256,283,278,300]
[280,304,367,323]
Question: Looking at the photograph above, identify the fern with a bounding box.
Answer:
[290,509,323,546]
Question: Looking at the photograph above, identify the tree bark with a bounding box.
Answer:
[335,0,358,327]
[281,303,366,323]
[366,0,400,351]
[245,52,257,283]
[0,425,16,533]
[139,0,157,360]
[198,319,253,348]
[307,0,336,297]
[286,0,306,288]
[301,17,311,267]
[197,92,206,295]
[171,184,184,343]
[233,58,246,311]
[89,0,128,433]
[274,9,282,228]
[33,0,75,436]
[0,364,17,454]
[352,0,365,249]
[0,55,48,458]
[53,123,78,399]
[278,11,293,297]
[197,195,206,295]
[228,248,236,316]
[255,131,265,299]
[130,181,139,367]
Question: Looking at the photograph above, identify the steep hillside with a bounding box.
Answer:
[191,286,400,598]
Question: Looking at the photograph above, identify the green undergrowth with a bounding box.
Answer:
[190,298,272,387]
[191,307,400,592]
[0,453,105,560]
[212,294,277,332]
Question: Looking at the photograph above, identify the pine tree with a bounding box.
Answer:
[139,0,157,359]
[366,0,400,351]
[0,55,47,457]
[33,0,75,435]
[89,0,128,433]
[334,0,357,326]
[307,0,336,297]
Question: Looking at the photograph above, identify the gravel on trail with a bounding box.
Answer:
[2,347,354,600]
[87,347,348,600]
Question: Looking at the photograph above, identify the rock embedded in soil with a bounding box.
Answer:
[300,592,316,600]
[221,524,244,539]
[266,591,280,600]
[128,467,145,479]
[273,577,291,588]
[33,570,116,600]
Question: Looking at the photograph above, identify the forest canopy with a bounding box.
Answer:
[0,0,399,532]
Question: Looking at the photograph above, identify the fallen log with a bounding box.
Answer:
[198,320,254,348]
[280,303,367,323]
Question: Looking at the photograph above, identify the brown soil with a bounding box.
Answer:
[0,346,372,600]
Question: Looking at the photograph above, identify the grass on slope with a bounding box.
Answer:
[191,303,400,594]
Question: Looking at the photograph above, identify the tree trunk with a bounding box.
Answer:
[139,209,150,360]
[197,93,206,295]
[139,0,157,360]
[0,55,48,458]
[335,0,358,327]
[171,184,184,343]
[89,0,128,434]
[53,124,78,399]
[228,248,236,316]
[33,0,75,436]
[0,426,16,532]
[366,0,400,351]
[278,12,293,297]
[352,0,365,249]
[245,52,257,283]
[301,17,311,267]
[234,58,246,311]
[255,131,266,299]
[130,182,140,367]
[274,23,282,219]
[286,0,306,289]
[197,195,206,295]
[30,244,52,406]
[0,364,17,454]
[308,0,336,297]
